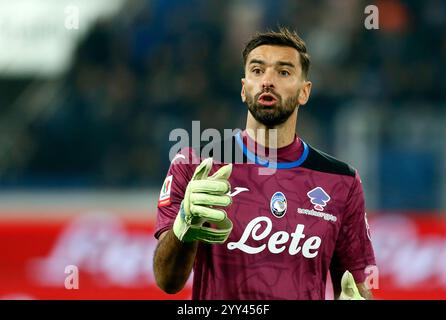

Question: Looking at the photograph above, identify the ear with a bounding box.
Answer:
[241,78,246,102]
[298,80,312,106]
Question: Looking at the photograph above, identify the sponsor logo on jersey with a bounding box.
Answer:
[158,175,173,207]
[297,187,336,222]
[297,208,337,222]
[228,187,249,197]
[307,187,331,211]
[270,191,287,218]
[227,216,322,257]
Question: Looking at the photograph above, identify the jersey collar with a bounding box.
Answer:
[235,131,309,169]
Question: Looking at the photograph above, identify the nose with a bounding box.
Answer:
[262,70,275,90]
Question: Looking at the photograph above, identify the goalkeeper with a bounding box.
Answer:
[153,28,376,300]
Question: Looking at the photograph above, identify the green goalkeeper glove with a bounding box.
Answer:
[339,271,365,300]
[173,158,233,244]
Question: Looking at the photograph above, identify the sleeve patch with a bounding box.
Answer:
[158,175,173,207]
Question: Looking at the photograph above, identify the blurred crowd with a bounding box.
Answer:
[1,0,445,209]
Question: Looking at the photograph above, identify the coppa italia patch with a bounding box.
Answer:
[158,175,173,207]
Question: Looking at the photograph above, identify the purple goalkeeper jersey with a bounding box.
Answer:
[154,130,376,300]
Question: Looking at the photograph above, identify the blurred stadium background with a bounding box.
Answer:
[0,0,445,299]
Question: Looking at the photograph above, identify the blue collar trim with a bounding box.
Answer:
[235,132,309,169]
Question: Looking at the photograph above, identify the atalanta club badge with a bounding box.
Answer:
[270,191,287,218]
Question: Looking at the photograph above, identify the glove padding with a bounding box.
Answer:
[339,271,365,300]
[173,158,233,244]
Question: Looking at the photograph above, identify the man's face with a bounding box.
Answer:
[241,45,311,127]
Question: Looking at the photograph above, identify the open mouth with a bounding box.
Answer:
[258,93,278,107]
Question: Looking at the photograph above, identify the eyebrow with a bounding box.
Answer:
[277,61,295,68]
[249,59,296,69]
[249,59,265,66]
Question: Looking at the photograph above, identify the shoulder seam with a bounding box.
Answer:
[301,145,356,177]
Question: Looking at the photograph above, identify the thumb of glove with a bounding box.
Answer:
[339,271,365,300]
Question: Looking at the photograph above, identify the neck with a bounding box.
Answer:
[245,108,298,148]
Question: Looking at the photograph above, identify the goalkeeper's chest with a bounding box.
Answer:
[223,166,350,257]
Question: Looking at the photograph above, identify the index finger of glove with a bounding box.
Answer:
[189,179,230,194]
[190,193,232,207]
[190,205,227,223]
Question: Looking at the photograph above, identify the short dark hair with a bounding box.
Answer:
[242,27,310,79]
